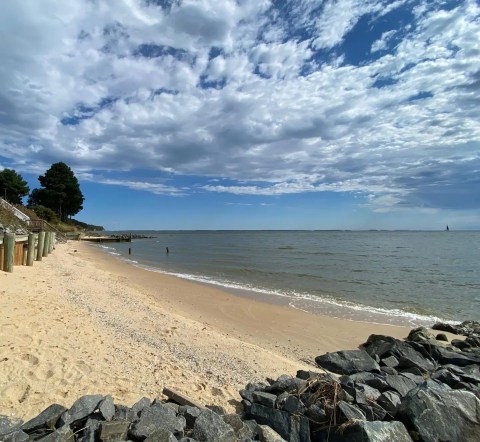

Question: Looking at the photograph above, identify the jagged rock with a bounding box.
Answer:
[37,425,74,441]
[2,429,30,442]
[78,415,102,442]
[357,402,387,421]
[362,335,435,373]
[59,394,104,427]
[432,320,480,337]
[304,404,327,424]
[407,327,436,343]
[246,382,269,392]
[380,355,399,368]
[205,405,226,416]
[342,420,413,442]
[131,397,152,416]
[353,384,382,404]
[114,404,138,423]
[431,367,462,387]
[340,372,388,391]
[337,401,365,421]
[377,391,401,418]
[193,409,236,442]
[380,366,397,375]
[266,377,307,395]
[436,333,448,341]
[296,371,320,381]
[253,392,278,408]
[384,374,418,397]
[283,396,304,414]
[337,388,354,403]
[21,404,67,433]
[99,420,130,441]
[144,427,178,442]
[399,372,425,385]
[258,425,287,442]
[130,404,185,440]
[248,403,310,442]
[99,396,115,421]
[240,389,255,403]
[179,406,202,428]
[315,350,380,375]
[398,383,480,442]
[0,416,23,438]
[426,344,480,366]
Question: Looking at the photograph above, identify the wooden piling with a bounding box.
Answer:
[43,232,50,257]
[48,232,55,253]
[37,231,45,261]
[27,233,36,266]
[3,233,15,272]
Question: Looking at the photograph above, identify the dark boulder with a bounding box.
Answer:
[266,376,307,395]
[337,401,365,421]
[1,429,30,442]
[340,372,388,391]
[99,420,130,441]
[98,396,115,422]
[178,405,202,428]
[342,421,413,442]
[130,404,185,440]
[193,409,236,442]
[377,390,401,418]
[253,392,278,409]
[398,382,480,442]
[59,394,104,427]
[385,374,418,397]
[315,350,380,375]
[36,425,74,441]
[436,333,449,341]
[144,427,178,442]
[0,415,23,438]
[21,404,67,433]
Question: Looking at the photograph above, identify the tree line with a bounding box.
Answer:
[0,162,84,223]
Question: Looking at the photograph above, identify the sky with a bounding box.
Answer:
[0,0,479,230]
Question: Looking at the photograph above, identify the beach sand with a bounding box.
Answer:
[0,240,413,420]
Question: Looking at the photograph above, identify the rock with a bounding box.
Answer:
[432,320,480,337]
[79,416,102,442]
[380,355,399,368]
[193,409,236,442]
[385,374,418,397]
[283,396,304,414]
[258,425,287,442]
[266,377,307,395]
[340,372,388,391]
[377,391,401,418]
[2,429,30,442]
[248,403,310,442]
[179,406,202,428]
[131,397,152,416]
[304,404,327,424]
[253,392,278,408]
[337,401,365,421]
[239,420,259,440]
[362,335,435,373]
[144,427,178,442]
[21,404,67,433]
[114,404,138,423]
[353,384,382,403]
[0,416,23,438]
[130,404,185,440]
[98,420,130,441]
[246,382,269,392]
[380,366,397,375]
[431,367,462,387]
[36,425,74,442]
[399,372,425,385]
[240,390,255,403]
[296,371,320,381]
[99,396,115,421]
[315,350,380,375]
[59,394,104,427]
[436,333,449,341]
[427,344,480,366]
[407,327,436,343]
[342,420,413,442]
[398,383,480,442]
[205,405,226,415]
[357,402,387,421]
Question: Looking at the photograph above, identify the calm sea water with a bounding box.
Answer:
[95,231,480,327]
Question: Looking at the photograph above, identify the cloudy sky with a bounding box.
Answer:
[1,0,479,230]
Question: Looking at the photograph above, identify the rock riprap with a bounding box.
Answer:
[1,323,479,441]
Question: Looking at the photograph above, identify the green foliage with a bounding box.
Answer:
[68,219,105,231]
[29,205,59,223]
[29,162,84,222]
[0,168,30,204]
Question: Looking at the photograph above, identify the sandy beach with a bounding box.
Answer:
[0,240,413,420]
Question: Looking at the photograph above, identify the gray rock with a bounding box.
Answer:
[22,404,67,433]
[131,397,152,416]
[407,327,436,343]
[380,366,397,375]
[377,391,401,418]
[429,344,480,366]
[357,402,387,421]
[59,394,104,426]
[385,374,417,397]
[343,421,413,442]
[354,384,382,403]
[283,396,304,414]
[36,425,74,442]
[266,377,307,395]
[0,415,23,437]
[239,390,255,403]
[99,420,130,441]
[179,406,202,428]
[253,392,277,408]
[337,401,366,421]
[248,403,310,442]
[398,383,480,442]
[381,355,399,368]
[399,372,425,385]
[2,429,30,442]
[205,405,226,416]
[362,335,435,373]
[79,416,102,442]
[246,382,269,392]
[143,427,178,442]
[114,405,137,423]
[193,409,236,442]
[342,372,388,391]
[238,420,259,440]
[436,333,449,341]
[130,404,185,440]
[315,350,380,375]
[99,396,115,421]
[222,414,244,433]
[258,425,287,442]
[295,371,320,381]
[304,404,327,424]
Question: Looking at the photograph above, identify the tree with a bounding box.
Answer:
[0,168,30,204]
[29,162,84,222]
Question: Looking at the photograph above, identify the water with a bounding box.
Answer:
[95,231,480,327]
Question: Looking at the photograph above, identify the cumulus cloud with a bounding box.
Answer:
[0,0,479,213]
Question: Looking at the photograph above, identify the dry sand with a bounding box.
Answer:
[0,240,412,420]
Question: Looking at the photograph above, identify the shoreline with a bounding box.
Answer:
[1,241,416,420]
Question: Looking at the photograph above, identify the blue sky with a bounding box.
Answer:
[0,0,479,230]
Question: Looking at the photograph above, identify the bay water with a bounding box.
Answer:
[96,230,480,327]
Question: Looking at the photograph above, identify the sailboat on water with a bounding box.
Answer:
[446,225,450,231]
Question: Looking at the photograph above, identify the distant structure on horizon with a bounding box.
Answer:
[446,225,450,231]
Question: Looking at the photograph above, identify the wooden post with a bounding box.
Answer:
[3,233,15,272]
[37,231,45,261]
[43,232,50,257]
[27,233,36,266]
[48,232,54,253]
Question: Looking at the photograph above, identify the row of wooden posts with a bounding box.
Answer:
[0,231,56,272]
